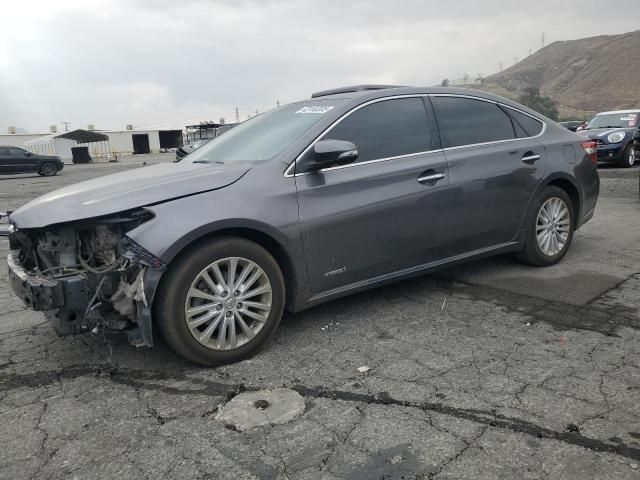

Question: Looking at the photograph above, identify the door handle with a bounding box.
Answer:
[522,152,541,163]
[418,172,446,184]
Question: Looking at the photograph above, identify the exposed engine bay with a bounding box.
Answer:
[8,209,164,346]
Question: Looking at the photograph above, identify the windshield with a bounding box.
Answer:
[586,112,639,130]
[186,100,345,164]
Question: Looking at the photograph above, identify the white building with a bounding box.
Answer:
[0,133,48,148]
[22,128,183,161]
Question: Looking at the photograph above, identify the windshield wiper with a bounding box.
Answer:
[192,160,225,165]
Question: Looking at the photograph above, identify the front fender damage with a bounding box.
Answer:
[128,267,164,347]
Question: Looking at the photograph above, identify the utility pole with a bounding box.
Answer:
[542,32,545,48]
[61,121,70,131]
[255,109,259,116]
[276,100,280,107]
[499,61,503,72]
[235,107,240,123]
[513,56,518,65]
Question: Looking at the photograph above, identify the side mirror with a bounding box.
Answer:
[310,139,358,170]
[575,126,585,132]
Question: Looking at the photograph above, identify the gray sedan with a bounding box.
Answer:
[7,86,600,365]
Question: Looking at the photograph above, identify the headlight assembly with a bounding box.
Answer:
[607,131,626,143]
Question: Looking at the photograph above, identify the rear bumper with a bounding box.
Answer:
[578,167,599,229]
[7,251,88,311]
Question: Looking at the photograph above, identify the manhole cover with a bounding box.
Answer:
[215,388,305,431]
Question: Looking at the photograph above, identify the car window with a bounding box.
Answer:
[586,112,639,130]
[0,148,10,156]
[505,107,544,137]
[187,99,346,164]
[432,96,516,148]
[8,148,27,156]
[320,97,432,163]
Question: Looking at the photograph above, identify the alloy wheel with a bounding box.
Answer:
[184,257,272,350]
[536,197,571,257]
[629,147,636,167]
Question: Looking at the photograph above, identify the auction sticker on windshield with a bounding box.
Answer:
[295,106,335,114]
[620,116,637,127]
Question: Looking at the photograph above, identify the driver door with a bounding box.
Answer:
[294,97,452,294]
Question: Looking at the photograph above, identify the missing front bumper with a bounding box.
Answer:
[7,251,89,311]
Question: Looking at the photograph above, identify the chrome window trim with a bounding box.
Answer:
[289,149,444,177]
[284,93,547,177]
[284,94,430,177]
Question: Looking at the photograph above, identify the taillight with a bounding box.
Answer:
[581,141,598,164]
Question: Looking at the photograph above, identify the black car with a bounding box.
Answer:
[0,146,64,176]
[578,110,640,168]
[559,120,586,132]
[7,86,600,365]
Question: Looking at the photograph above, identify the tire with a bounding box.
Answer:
[155,237,285,366]
[39,162,58,176]
[517,186,575,267]
[618,144,635,168]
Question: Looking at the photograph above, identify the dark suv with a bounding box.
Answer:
[7,86,600,365]
[0,146,64,176]
[578,110,640,168]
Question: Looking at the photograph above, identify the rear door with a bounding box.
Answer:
[294,96,452,293]
[431,95,546,255]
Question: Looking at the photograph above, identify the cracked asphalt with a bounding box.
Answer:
[0,155,639,479]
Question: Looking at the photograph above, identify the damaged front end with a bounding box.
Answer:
[7,209,164,346]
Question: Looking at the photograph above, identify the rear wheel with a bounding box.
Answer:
[618,144,635,168]
[39,162,58,176]
[155,237,285,366]
[517,186,574,267]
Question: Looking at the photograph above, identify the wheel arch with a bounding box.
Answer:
[158,222,299,311]
[545,176,581,223]
[518,174,583,237]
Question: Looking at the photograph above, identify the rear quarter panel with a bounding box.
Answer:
[536,125,599,227]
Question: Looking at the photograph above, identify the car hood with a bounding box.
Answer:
[11,162,250,229]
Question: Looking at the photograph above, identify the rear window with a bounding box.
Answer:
[505,107,544,137]
[432,96,516,148]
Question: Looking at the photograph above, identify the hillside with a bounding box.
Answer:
[470,30,640,119]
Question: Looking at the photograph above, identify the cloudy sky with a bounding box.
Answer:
[1,0,638,132]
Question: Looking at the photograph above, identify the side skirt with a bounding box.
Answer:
[301,240,522,310]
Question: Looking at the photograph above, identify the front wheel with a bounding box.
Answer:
[155,237,285,366]
[39,162,58,176]
[618,144,635,168]
[517,186,575,267]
